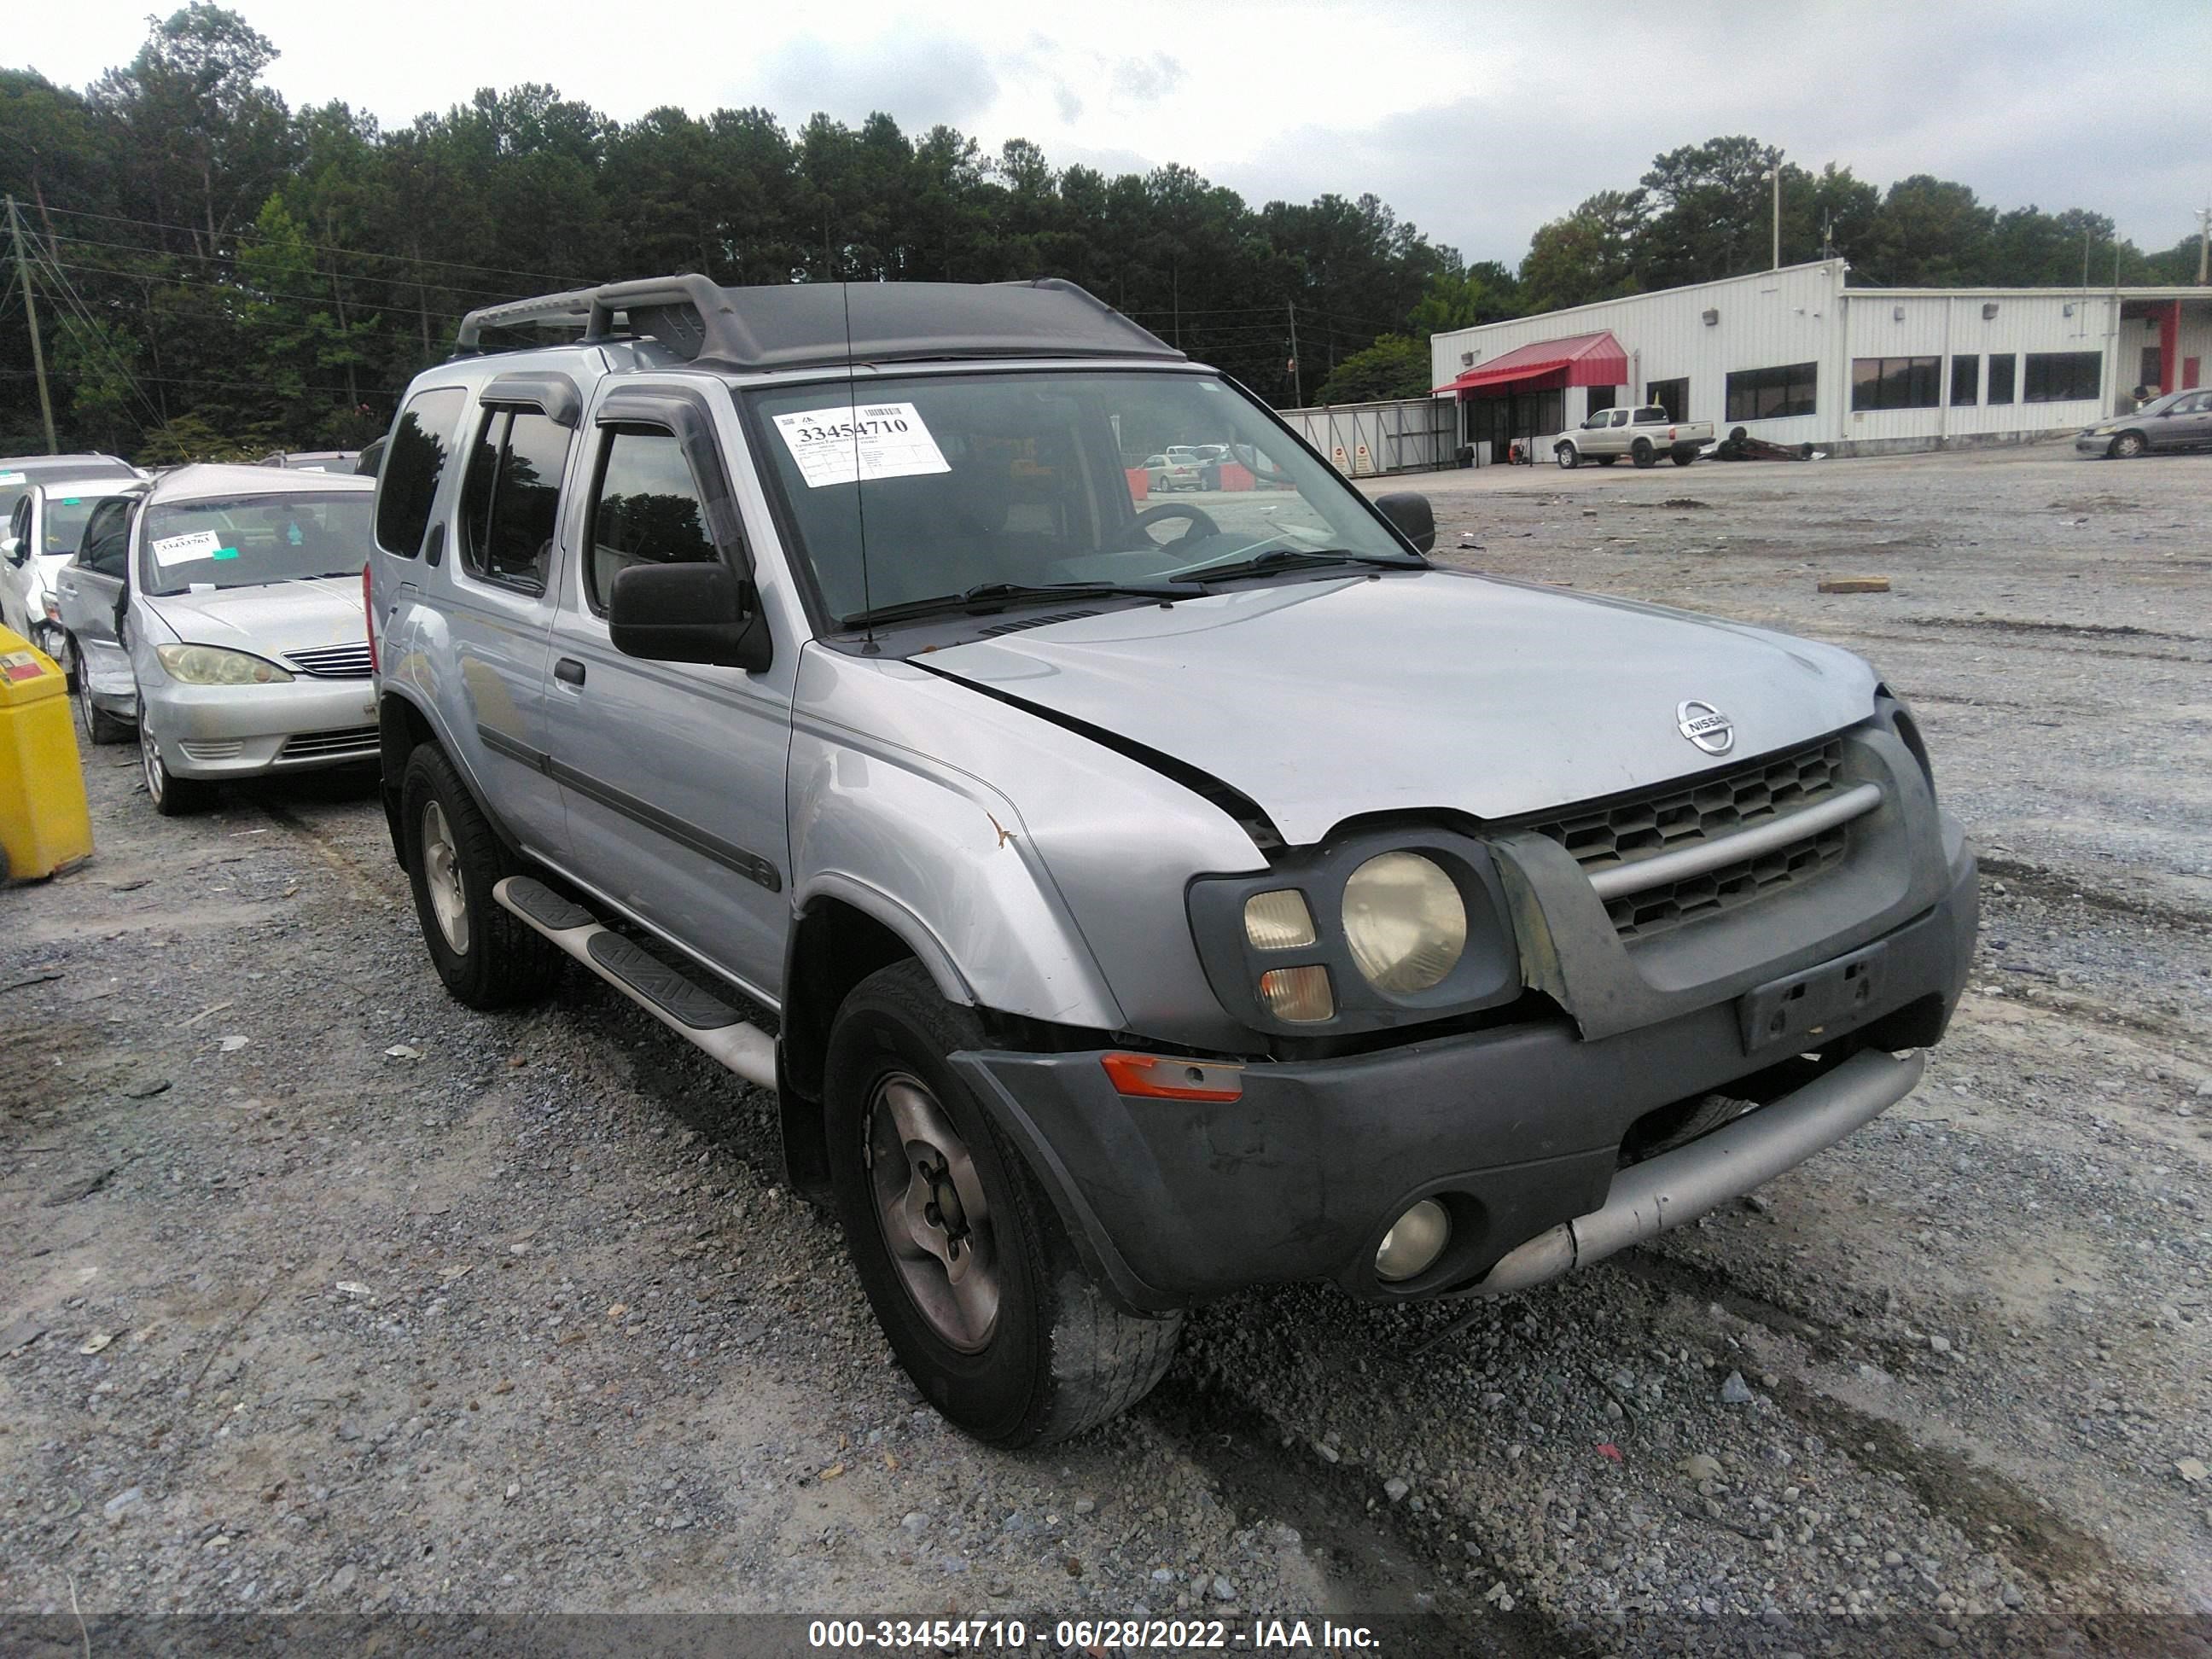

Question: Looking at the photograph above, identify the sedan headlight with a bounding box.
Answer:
[1342,851,1467,992]
[154,643,294,685]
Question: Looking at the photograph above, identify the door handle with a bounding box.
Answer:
[554,657,586,686]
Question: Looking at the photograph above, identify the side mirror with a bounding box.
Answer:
[607,561,771,672]
[1,535,22,566]
[1373,492,1435,555]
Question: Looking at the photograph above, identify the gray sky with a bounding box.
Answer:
[24,1,2212,267]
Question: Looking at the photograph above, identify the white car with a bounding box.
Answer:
[51,463,379,814]
[3,476,147,662]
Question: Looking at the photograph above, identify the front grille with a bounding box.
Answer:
[1603,823,1848,940]
[281,725,378,760]
[1525,738,1851,940]
[282,642,373,678]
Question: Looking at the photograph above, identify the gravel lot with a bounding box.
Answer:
[2,438,2208,1655]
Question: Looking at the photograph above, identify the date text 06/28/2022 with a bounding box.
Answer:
[806,1617,1383,1651]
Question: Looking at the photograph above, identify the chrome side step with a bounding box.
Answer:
[493,876,777,1090]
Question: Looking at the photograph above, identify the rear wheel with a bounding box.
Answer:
[1670,446,1697,467]
[1632,439,1656,469]
[1554,443,1579,470]
[72,640,131,744]
[400,745,562,1010]
[827,960,1183,1447]
[2109,431,2146,459]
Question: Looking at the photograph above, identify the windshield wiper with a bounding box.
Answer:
[1167,547,1422,584]
[842,579,1202,630]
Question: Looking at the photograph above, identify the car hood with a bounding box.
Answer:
[924,569,1879,846]
[142,577,367,658]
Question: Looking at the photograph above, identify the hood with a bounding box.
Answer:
[143,577,367,660]
[925,569,1878,846]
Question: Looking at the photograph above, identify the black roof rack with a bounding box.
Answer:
[453,275,1184,370]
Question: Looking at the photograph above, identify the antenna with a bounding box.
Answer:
[840,280,877,655]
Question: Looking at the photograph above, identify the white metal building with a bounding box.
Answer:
[1429,259,2212,462]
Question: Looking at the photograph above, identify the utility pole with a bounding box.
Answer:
[6,195,59,454]
[1286,300,1302,407]
[2197,197,2209,285]
[1766,154,1783,270]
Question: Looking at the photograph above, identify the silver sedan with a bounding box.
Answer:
[52,463,380,815]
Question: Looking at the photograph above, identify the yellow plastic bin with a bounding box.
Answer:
[0,626,94,882]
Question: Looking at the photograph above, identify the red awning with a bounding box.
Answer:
[1433,330,1628,395]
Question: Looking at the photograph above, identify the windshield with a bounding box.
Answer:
[139,492,373,596]
[42,491,131,556]
[742,370,1417,628]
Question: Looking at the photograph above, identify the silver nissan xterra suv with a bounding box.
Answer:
[367,275,1977,1447]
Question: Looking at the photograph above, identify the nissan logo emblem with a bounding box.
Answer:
[1677,700,1735,755]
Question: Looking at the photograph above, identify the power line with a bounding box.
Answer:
[39,257,479,328]
[40,229,548,310]
[38,202,602,291]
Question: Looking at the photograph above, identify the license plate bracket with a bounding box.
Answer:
[1738,940,1889,1057]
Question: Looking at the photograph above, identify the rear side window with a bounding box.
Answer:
[78,498,135,578]
[585,429,720,613]
[375,387,467,558]
[459,407,570,592]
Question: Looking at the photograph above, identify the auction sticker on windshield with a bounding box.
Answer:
[772,402,950,490]
[152,530,225,565]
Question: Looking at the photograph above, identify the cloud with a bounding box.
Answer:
[758,26,1000,130]
[1111,52,1185,102]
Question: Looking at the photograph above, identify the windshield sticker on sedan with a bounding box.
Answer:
[151,529,224,565]
[212,548,240,560]
[771,402,951,490]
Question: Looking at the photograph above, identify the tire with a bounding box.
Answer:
[1594,455,1618,467]
[1670,447,1697,467]
[826,960,1184,1447]
[1554,443,1579,470]
[139,707,215,816]
[72,639,131,744]
[1631,439,1656,469]
[400,744,562,1010]
[2109,432,2146,459]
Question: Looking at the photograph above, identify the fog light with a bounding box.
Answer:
[1258,964,1333,1022]
[1375,1198,1451,1282]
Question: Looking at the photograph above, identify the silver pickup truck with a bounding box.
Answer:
[1555,405,1714,469]
[367,275,1976,1446]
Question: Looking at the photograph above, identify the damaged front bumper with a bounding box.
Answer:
[953,818,1976,1316]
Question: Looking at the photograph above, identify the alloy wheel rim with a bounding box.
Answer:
[139,718,163,802]
[864,1071,1001,1353]
[420,800,470,955]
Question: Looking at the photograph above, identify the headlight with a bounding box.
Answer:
[154,643,294,685]
[1342,852,1466,992]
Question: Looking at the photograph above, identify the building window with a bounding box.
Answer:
[1645,378,1687,422]
[1850,356,1941,412]
[2023,351,2102,404]
[1988,354,2016,405]
[1950,356,1979,407]
[2139,346,2163,395]
[1586,384,1617,419]
[1724,362,1817,422]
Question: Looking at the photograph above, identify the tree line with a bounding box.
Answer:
[1,5,2200,457]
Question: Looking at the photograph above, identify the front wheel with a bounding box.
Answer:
[400,745,563,1010]
[827,960,1183,1447]
[1554,443,1579,470]
[139,709,215,816]
[2109,432,2146,459]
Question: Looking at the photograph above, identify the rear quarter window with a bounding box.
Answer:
[375,387,468,558]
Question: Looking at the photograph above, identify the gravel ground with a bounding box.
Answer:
[2,437,2208,1656]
